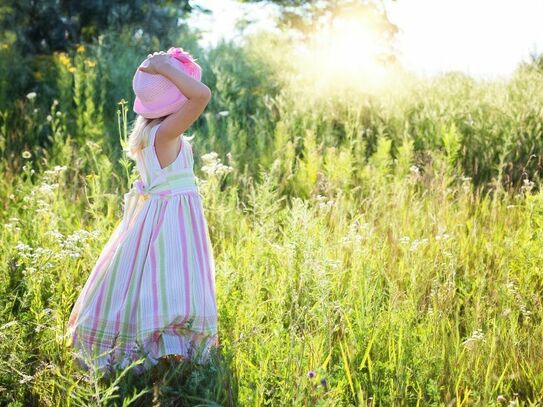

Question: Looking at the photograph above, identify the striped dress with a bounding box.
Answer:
[66,123,218,373]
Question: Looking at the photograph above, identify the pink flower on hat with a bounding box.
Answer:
[167,47,197,64]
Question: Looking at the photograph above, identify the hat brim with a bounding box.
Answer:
[133,93,188,119]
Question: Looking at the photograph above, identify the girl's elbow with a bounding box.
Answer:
[200,86,212,102]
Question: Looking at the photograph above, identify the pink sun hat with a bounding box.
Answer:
[132,47,202,119]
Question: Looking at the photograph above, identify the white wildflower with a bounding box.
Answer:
[521,178,535,193]
[38,182,57,195]
[435,226,451,241]
[201,151,233,177]
[462,328,485,349]
[26,92,37,100]
[410,238,428,252]
[19,374,34,384]
[326,259,342,269]
[15,242,33,253]
[44,165,67,175]
[45,229,64,242]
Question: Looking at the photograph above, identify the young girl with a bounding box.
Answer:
[66,48,218,374]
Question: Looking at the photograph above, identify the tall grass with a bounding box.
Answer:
[1,29,543,405]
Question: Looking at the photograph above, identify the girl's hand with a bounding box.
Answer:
[138,51,173,75]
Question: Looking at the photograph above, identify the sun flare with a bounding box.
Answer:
[292,11,396,97]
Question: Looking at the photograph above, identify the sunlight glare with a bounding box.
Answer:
[292,11,395,98]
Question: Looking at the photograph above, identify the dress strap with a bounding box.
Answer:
[147,123,160,149]
[182,138,193,166]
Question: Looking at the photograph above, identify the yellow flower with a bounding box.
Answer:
[84,59,96,68]
[0,43,8,50]
[76,44,85,54]
[68,66,76,73]
[56,52,72,68]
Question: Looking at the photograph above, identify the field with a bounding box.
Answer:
[1,27,543,406]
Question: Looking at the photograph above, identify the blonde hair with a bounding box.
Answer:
[125,114,196,161]
[125,115,165,160]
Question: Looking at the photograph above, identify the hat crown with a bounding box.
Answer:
[132,48,202,119]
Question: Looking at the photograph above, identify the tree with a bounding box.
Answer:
[0,0,209,55]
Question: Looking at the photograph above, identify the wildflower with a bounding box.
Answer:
[19,374,34,384]
[462,328,484,350]
[307,370,316,379]
[53,99,59,106]
[410,238,428,252]
[326,259,341,269]
[44,165,67,175]
[25,266,37,274]
[22,151,32,159]
[522,178,535,193]
[26,92,37,100]
[45,229,64,242]
[314,194,326,203]
[216,110,229,118]
[38,182,57,195]
[435,232,450,241]
[497,395,507,403]
[320,377,328,388]
[76,44,85,54]
[56,52,71,67]
[435,226,451,241]
[409,165,419,175]
[201,151,233,177]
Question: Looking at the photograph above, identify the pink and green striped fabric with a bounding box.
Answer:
[66,123,219,373]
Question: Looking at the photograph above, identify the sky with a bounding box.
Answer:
[187,0,543,80]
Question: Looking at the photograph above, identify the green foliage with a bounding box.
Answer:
[0,0,193,55]
[2,19,543,407]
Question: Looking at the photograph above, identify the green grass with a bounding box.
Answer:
[1,29,543,406]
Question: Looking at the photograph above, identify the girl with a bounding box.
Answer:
[66,48,218,375]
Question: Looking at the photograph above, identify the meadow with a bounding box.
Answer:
[1,27,543,406]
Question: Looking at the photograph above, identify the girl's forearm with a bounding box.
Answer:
[157,62,210,100]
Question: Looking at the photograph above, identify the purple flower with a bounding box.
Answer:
[307,370,316,379]
[320,377,328,387]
